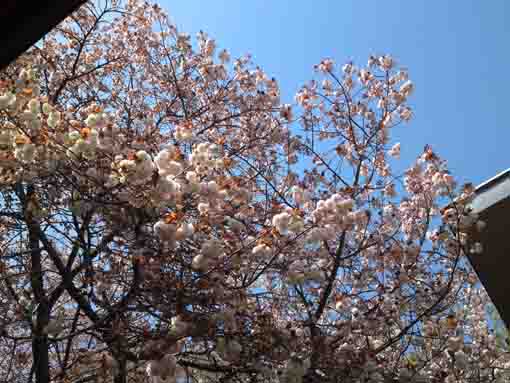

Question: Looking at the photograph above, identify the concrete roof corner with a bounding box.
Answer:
[467,168,510,328]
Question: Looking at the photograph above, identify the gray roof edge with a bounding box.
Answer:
[470,168,510,214]
[475,168,510,194]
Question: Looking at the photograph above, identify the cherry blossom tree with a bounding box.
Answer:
[0,1,508,383]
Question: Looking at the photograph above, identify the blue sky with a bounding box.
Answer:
[162,0,509,186]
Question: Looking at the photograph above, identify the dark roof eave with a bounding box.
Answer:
[467,168,510,329]
[0,0,87,71]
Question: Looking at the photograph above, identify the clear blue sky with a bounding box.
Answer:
[162,0,509,186]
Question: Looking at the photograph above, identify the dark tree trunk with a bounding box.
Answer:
[19,182,50,383]
[114,358,127,383]
[29,220,50,383]
[302,370,323,383]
